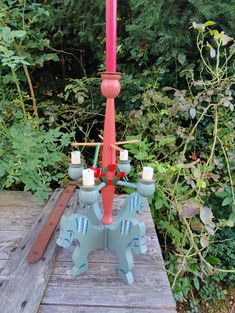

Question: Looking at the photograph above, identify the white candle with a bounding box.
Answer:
[120,150,128,161]
[142,167,154,180]
[71,151,81,164]
[82,169,95,187]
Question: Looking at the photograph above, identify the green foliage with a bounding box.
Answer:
[0,119,74,202]
[123,0,235,86]
[0,1,234,310]
[122,22,235,309]
[189,0,235,35]
[0,0,59,122]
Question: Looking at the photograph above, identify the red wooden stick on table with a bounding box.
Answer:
[27,181,77,263]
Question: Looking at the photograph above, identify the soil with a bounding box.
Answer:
[177,288,235,313]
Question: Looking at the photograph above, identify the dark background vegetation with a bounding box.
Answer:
[0,1,234,312]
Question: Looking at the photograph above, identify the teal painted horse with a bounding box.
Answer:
[56,213,104,277]
[56,193,147,284]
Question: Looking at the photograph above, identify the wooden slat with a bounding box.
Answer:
[0,191,43,207]
[0,189,76,313]
[38,304,177,313]
[42,263,174,309]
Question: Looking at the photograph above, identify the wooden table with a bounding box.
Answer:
[0,190,177,313]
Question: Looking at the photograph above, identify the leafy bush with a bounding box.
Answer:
[0,119,74,202]
[123,22,235,308]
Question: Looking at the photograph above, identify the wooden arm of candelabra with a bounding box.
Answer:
[116,180,137,189]
[71,139,141,147]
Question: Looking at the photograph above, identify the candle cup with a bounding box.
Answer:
[137,177,156,198]
[68,163,84,181]
[117,159,131,176]
[78,186,99,205]
[100,72,121,98]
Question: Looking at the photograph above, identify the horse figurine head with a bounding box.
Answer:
[56,215,75,248]
[131,236,147,255]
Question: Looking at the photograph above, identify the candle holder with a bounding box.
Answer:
[57,158,156,284]
[56,1,156,285]
[78,186,99,206]
[137,176,156,198]
[117,159,131,176]
[68,163,84,181]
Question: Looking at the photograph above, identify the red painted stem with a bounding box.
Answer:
[101,98,116,224]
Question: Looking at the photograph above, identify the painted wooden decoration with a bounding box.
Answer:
[57,193,150,284]
[56,0,156,284]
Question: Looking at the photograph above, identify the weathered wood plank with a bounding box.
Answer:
[38,304,177,313]
[0,191,44,232]
[0,191,176,313]
[0,191,43,207]
[0,259,7,270]
[0,189,75,313]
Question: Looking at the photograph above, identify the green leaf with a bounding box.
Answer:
[229,212,235,222]
[190,263,198,273]
[205,21,216,27]
[11,30,27,38]
[0,166,6,177]
[215,191,227,199]
[155,197,163,210]
[200,206,213,225]
[206,256,221,266]
[193,277,200,291]
[189,107,196,119]
[178,53,186,65]
[222,197,233,207]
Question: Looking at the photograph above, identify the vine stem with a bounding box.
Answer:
[217,135,235,204]
[0,120,8,134]
[174,103,214,192]
[171,246,193,289]
[11,68,27,119]
[183,217,235,274]
[196,104,218,199]
[196,32,216,77]
[22,64,39,128]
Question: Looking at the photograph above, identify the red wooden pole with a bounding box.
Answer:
[100,0,119,224]
[100,73,121,224]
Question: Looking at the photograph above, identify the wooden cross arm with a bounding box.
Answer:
[71,139,141,147]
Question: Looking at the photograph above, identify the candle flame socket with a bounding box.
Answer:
[100,72,121,98]
[68,163,84,181]
[117,159,131,176]
[78,186,99,205]
[137,179,156,198]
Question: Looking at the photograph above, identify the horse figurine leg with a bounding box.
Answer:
[71,244,89,277]
[57,213,105,277]
[116,246,134,285]
[108,218,146,284]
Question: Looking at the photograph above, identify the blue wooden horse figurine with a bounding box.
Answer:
[57,193,148,284]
